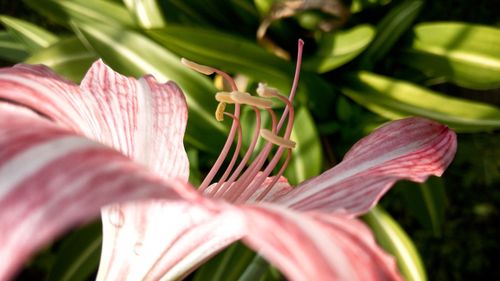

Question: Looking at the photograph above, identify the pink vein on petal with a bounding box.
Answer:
[277,117,457,215]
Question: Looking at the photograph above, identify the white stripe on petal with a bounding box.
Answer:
[0,136,102,198]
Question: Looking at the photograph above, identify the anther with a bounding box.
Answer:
[215,102,226,121]
[181,58,215,75]
[215,91,237,104]
[260,129,296,149]
[231,91,273,108]
[257,83,281,98]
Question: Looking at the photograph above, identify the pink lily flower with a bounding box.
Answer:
[0,41,456,281]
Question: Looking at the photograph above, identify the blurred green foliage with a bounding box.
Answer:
[1,0,499,280]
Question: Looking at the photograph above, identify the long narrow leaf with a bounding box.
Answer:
[364,206,427,281]
[360,0,423,69]
[0,15,59,52]
[24,0,135,27]
[147,25,293,93]
[400,22,500,90]
[25,37,96,82]
[123,0,166,28]
[0,31,29,62]
[48,222,102,281]
[342,71,500,132]
[146,26,334,111]
[304,24,375,73]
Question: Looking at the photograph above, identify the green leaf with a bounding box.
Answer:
[284,106,322,185]
[25,36,96,82]
[123,0,166,28]
[72,20,226,153]
[0,15,59,52]
[193,242,256,281]
[0,31,29,62]
[47,221,101,281]
[146,25,293,93]
[364,206,427,281]
[341,71,500,132]
[146,25,334,112]
[399,177,447,237]
[350,0,391,13]
[400,22,500,90]
[304,24,375,73]
[24,0,135,27]
[360,0,423,69]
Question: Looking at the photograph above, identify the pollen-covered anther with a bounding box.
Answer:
[215,91,237,104]
[215,102,226,121]
[230,91,273,108]
[260,129,296,149]
[181,58,215,75]
[256,82,281,98]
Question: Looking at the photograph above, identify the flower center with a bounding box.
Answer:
[182,39,304,203]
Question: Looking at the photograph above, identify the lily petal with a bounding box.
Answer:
[97,200,246,281]
[0,109,193,280]
[241,205,402,281]
[278,117,457,215]
[0,61,189,178]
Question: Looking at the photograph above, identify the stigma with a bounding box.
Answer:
[181,39,304,203]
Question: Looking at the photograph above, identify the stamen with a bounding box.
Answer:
[185,39,304,203]
[213,106,262,199]
[215,102,226,121]
[208,112,243,196]
[260,129,296,149]
[230,91,273,108]
[181,58,215,75]
[231,40,303,203]
[215,91,237,104]
[255,148,292,201]
[256,83,281,98]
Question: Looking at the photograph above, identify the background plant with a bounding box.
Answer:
[1,0,499,280]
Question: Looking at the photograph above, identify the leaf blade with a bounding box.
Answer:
[400,22,500,89]
[342,71,500,132]
[364,206,428,281]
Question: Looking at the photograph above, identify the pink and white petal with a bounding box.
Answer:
[0,61,189,179]
[0,110,195,281]
[277,117,457,216]
[79,62,189,178]
[97,200,246,281]
[240,205,402,281]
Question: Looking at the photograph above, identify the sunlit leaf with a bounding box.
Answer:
[360,0,423,69]
[146,26,334,111]
[47,222,101,281]
[0,15,59,52]
[72,20,226,152]
[25,37,96,82]
[364,206,427,281]
[147,25,293,93]
[400,22,500,90]
[0,31,29,62]
[304,24,375,73]
[123,0,165,28]
[284,106,323,185]
[342,71,500,132]
[24,0,135,27]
